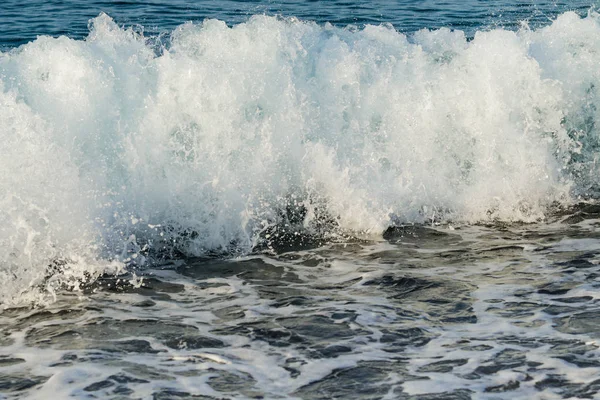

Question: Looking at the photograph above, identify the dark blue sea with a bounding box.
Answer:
[2,1,600,399]
[0,0,595,49]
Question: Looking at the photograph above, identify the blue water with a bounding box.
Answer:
[0,0,595,49]
[5,1,600,399]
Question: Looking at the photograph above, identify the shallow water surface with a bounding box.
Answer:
[3,210,600,399]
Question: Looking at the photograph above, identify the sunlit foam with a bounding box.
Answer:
[2,11,600,304]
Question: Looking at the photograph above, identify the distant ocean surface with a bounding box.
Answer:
[0,0,595,48]
[3,1,600,399]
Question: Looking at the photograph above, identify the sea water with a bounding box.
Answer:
[2,1,600,399]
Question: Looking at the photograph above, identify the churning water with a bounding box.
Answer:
[2,1,600,399]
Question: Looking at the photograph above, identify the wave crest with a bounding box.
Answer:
[2,11,600,303]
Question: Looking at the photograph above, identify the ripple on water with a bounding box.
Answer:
[2,218,600,398]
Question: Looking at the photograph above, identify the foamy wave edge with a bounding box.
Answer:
[2,11,600,305]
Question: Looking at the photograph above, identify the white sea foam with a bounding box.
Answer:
[2,11,600,304]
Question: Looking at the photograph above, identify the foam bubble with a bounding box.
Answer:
[3,11,600,303]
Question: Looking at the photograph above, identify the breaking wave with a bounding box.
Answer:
[2,11,600,304]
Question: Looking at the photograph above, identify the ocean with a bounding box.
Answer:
[2,0,600,398]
